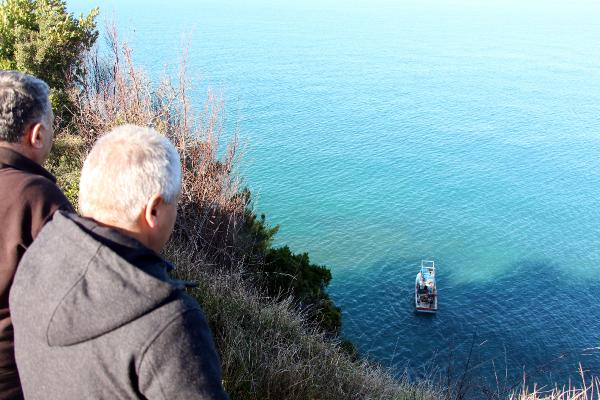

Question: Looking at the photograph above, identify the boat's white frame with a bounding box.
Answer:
[415,260,437,313]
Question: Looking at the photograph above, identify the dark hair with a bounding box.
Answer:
[0,70,51,143]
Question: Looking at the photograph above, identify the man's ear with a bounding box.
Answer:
[144,194,164,229]
[27,122,46,150]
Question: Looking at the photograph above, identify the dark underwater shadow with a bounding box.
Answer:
[329,256,600,399]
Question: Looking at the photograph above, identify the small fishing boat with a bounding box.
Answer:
[415,260,437,313]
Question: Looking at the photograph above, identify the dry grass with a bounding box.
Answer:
[510,366,600,400]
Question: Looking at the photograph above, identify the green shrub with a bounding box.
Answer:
[262,245,342,335]
[44,133,84,206]
[0,0,98,123]
[237,211,345,337]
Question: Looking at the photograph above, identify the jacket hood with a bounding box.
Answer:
[42,212,183,347]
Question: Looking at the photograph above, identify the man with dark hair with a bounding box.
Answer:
[0,70,72,399]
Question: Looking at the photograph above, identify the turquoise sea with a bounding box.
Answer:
[72,0,600,391]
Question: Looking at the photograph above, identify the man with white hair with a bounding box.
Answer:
[10,125,229,399]
[0,70,73,400]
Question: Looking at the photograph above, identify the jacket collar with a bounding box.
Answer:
[0,146,56,183]
[67,212,175,272]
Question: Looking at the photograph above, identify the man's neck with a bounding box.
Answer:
[82,214,152,252]
[0,143,40,165]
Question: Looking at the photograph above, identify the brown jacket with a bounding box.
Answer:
[0,147,72,400]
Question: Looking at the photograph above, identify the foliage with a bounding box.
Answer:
[0,0,98,122]
[241,208,279,259]
[44,132,84,206]
[236,211,346,337]
[262,245,342,335]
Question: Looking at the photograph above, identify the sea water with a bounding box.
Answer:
[71,0,600,391]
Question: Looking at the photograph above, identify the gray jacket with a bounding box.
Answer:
[9,211,229,400]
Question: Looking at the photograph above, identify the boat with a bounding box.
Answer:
[415,260,437,313]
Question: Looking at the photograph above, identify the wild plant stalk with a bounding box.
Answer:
[511,365,600,400]
[66,23,247,269]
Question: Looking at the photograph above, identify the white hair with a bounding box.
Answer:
[79,124,182,224]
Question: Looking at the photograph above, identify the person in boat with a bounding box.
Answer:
[0,70,74,400]
[9,125,229,399]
